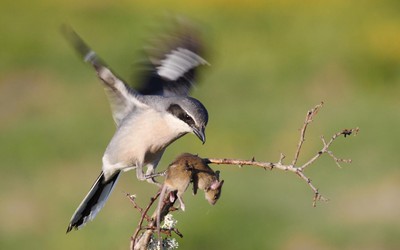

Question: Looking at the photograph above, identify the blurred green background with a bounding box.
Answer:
[1,0,400,249]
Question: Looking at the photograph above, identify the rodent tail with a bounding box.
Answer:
[156,184,168,244]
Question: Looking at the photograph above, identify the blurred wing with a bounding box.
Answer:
[135,22,209,97]
[61,25,145,126]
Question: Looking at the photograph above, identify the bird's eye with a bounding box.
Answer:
[177,112,194,126]
[181,113,192,122]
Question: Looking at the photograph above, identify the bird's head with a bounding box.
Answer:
[166,97,208,144]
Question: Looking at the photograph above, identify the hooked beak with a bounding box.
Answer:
[193,125,206,144]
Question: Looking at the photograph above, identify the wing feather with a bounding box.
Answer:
[62,25,146,126]
[134,20,209,97]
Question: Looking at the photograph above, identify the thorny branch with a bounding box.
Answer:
[207,102,359,207]
[126,194,153,223]
[128,103,359,249]
[292,102,323,166]
[128,192,160,249]
[129,191,182,250]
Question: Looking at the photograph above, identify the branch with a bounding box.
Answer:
[129,190,182,250]
[299,128,358,171]
[207,103,359,207]
[292,101,323,166]
[129,192,160,249]
[126,194,152,223]
[127,103,359,249]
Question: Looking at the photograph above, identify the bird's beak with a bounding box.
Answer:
[193,125,206,144]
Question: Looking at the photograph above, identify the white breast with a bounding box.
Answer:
[102,108,191,172]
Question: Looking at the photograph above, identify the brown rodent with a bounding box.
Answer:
[157,153,224,237]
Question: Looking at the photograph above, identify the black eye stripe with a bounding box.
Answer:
[167,104,195,126]
[179,113,194,124]
[167,104,183,116]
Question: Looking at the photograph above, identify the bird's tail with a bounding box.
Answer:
[66,171,120,233]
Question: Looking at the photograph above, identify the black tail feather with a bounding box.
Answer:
[66,171,120,233]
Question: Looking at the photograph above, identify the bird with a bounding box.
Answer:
[62,21,210,233]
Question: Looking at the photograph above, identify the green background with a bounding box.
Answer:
[1,0,400,249]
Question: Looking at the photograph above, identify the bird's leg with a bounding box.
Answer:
[143,155,164,185]
[135,162,146,181]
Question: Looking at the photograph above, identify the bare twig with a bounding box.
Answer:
[207,103,358,207]
[129,190,181,250]
[130,192,161,249]
[126,193,152,222]
[207,158,275,170]
[300,128,359,171]
[292,102,324,166]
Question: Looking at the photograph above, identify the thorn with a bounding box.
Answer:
[342,127,360,137]
[342,129,352,137]
[278,153,286,164]
[126,192,136,200]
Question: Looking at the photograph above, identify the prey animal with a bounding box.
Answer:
[157,153,224,237]
[63,22,210,233]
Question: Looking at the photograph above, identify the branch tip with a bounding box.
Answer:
[278,153,285,164]
[342,127,359,137]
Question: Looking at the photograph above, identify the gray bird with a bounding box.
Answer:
[62,22,209,233]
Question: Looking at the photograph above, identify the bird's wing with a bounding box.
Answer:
[134,21,209,97]
[62,25,147,126]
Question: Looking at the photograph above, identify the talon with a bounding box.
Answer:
[144,175,160,185]
[136,171,146,181]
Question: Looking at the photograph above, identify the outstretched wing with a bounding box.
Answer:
[62,25,146,126]
[134,21,209,97]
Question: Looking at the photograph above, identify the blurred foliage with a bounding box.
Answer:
[1,0,400,249]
